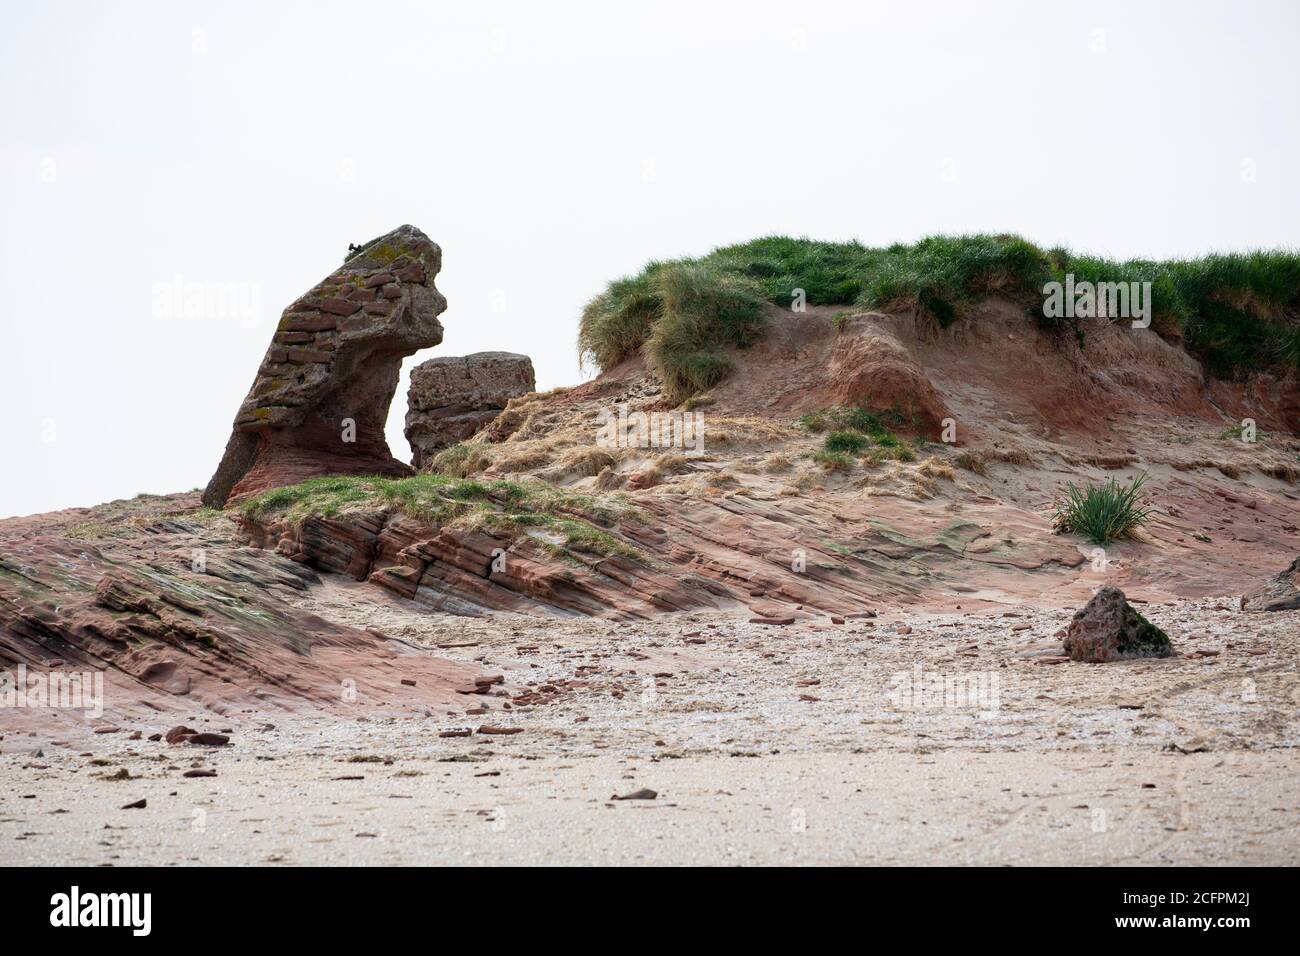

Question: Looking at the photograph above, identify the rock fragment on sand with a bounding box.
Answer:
[1241,555,1300,611]
[1063,586,1173,663]
[187,732,230,746]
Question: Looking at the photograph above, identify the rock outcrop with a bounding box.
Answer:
[231,477,1100,621]
[202,225,447,508]
[405,352,535,468]
[1241,555,1300,611]
[237,505,722,619]
[0,494,486,731]
[1063,586,1174,662]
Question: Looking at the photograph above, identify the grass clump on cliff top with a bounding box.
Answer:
[240,474,640,559]
[580,235,1300,398]
[1052,473,1156,545]
[579,261,765,405]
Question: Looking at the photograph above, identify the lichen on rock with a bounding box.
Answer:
[202,225,447,508]
[1062,585,1174,662]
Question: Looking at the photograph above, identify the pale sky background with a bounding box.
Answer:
[2,0,1297,518]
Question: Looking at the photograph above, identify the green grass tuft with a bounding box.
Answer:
[801,405,920,466]
[813,450,854,473]
[796,410,830,432]
[240,474,642,559]
[823,431,869,454]
[1052,473,1156,545]
[579,261,764,405]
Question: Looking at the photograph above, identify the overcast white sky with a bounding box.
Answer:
[2,0,1297,518]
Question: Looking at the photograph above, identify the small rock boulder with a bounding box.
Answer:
[1241,556,1300,611]
[1063,586,1173,663]
[405,352,535,468]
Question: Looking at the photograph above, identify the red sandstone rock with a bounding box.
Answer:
[187,732,230,746]
[1063,587,1175,663]
[1241,555,1300,611]
[202,225,447,508]
[405,351,536,468]
[236,504,722,620]
[0,499,489,734]
[826,321,949,437]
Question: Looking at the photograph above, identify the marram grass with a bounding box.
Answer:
[1052,473,1156,545]
[579,234,1300,402]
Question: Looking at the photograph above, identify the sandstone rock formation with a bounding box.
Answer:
[0,494,486,730]
[232,476,1098,621]
[826,320,950,436]
[202,225,447,508]
[237,505,721,619]
[1063,586,1174,662]
[1241,555,1300,611]
[405,352,535,468]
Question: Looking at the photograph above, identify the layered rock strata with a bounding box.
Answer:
[405,352,535,468]
[203,225,447,508]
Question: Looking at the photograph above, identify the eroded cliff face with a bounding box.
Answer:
[5,284,1299,735]
[225,297,1300,625]
[203,225,447,508]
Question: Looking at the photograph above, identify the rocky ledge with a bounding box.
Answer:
[0,496,485,728]
[236,504,724,619]
[1241,555,1300,611]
